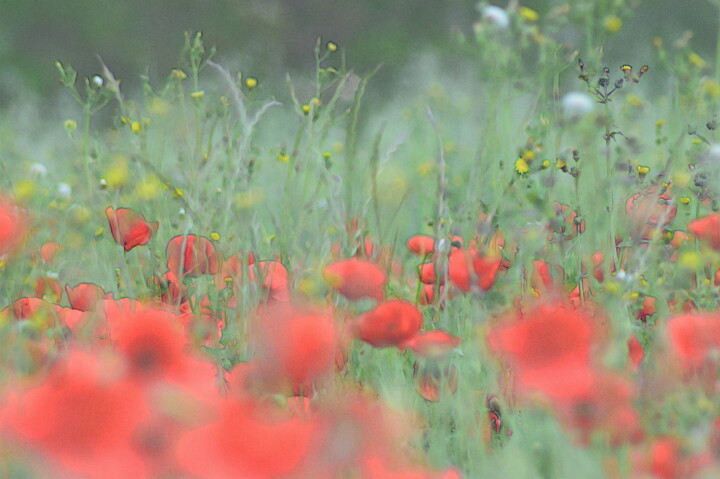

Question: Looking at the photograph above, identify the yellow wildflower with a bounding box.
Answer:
[515,158,530,174]
[519,6,539,21]
[604,15,622,33]
[689,52,706,69]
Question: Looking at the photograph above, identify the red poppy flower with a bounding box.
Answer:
[356,300,422,349]
[0,195,27,258]
[1,350,151,478]
[487,300,597,401]
[249,260,290,302]
[688,213,720,250]
[106,206,158,251]
[166,235,219,277]
[65,283,111,311]
[417,261,442,285]
[324,258,386,301]
[407,235,435,256]
[626,186,676,240]
[447,249,501,292]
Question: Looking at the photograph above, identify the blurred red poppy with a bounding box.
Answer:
[637,296,656,322]
[324,258,386,301]
[356,300,422,349]
[108,307,189,382]
[40,241,62,264]
[253,304,337,390]
[487,300,597,401]
[627,334,644,371]
[447,249,501,292]
[106,207,158,251]
[688,213,720,250]
[213,251,256,290]
[249,260,290,302]
[407,235,435,256]
[166,235,219,277]
[667,313,720,371]
[1,350,151,478]
[175,398,316,479]
[404,329,462,359]
[555,371,644,446]
[0,195,28,258]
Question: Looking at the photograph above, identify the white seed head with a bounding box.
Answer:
[57,183,72,197]
[480,5,510,29]
[562,92,594,118]
[707,143,720,162]
[92,75,104,87]
[30,163,48,177]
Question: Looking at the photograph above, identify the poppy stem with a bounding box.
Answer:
[604,100,620,272]
[82,106,93,198]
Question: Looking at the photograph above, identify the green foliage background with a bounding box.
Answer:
[0,0,718,101]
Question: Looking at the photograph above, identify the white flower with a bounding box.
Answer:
[707,143,720,161]
[480,5,509,29]
[30,163,48,177]
[562,92,594,118]
[57,183,72,197]
[92,75,104,87]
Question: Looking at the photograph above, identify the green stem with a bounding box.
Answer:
[605,101,620,272]
[83,106,92,196]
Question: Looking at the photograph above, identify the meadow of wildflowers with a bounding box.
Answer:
[3,1,720,478]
